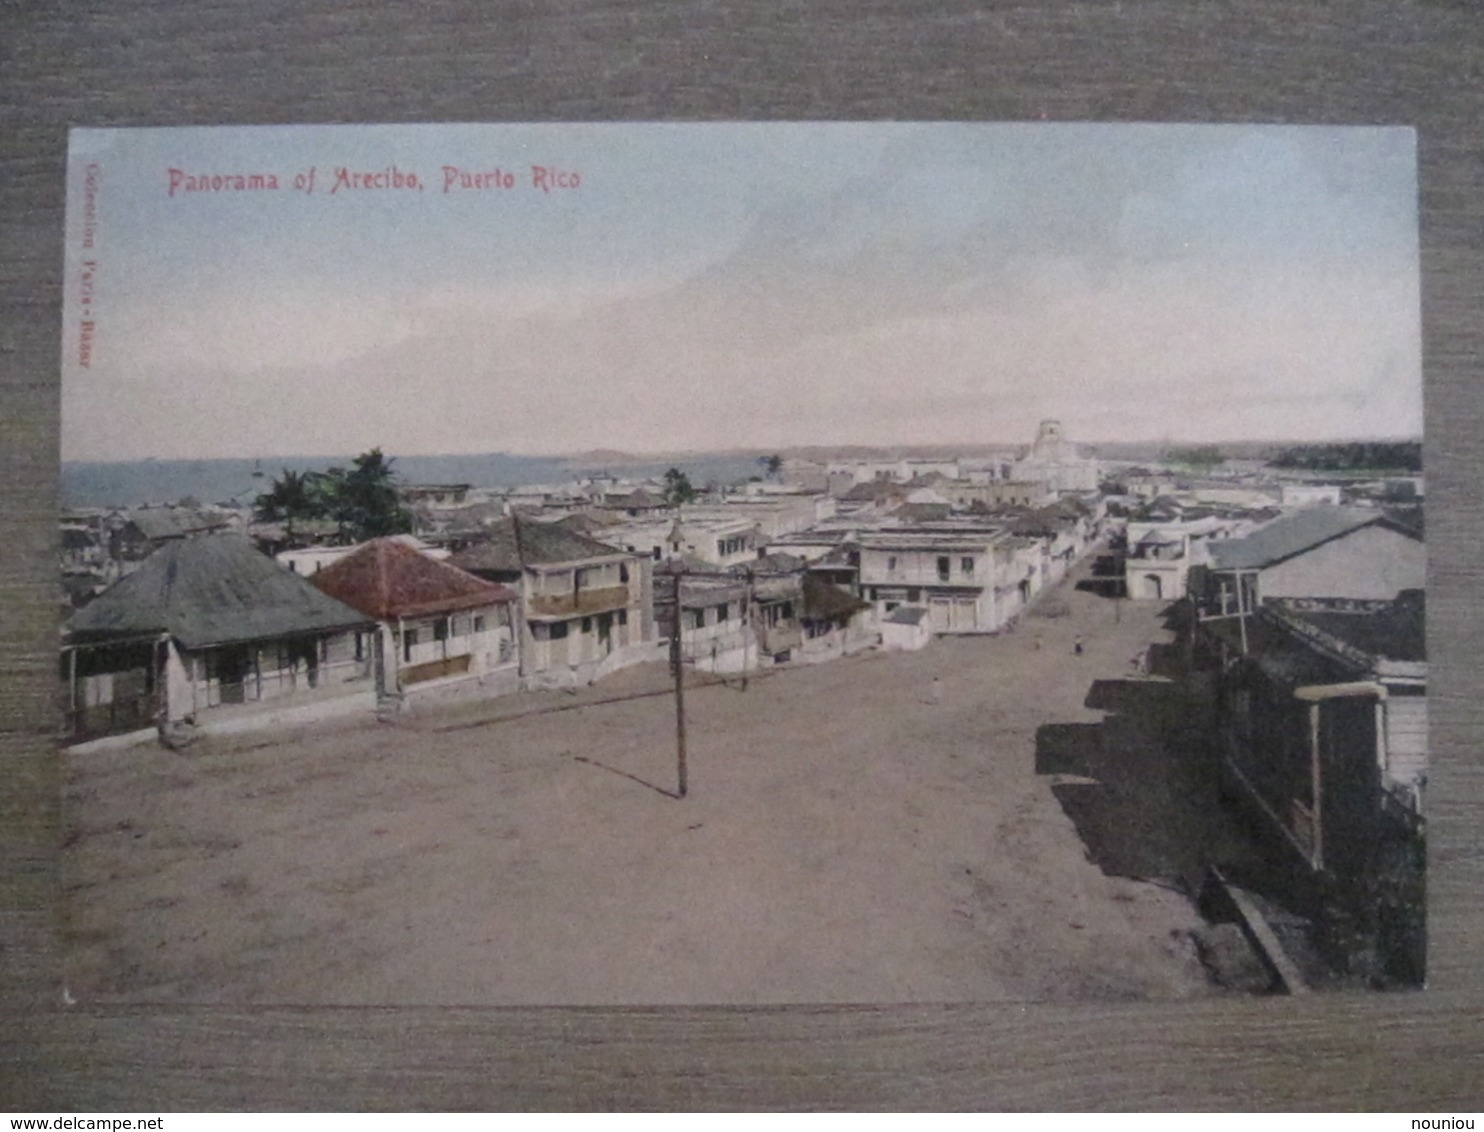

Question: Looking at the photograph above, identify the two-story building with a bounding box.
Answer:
[448,516,655,689]
[857,528,1013,634]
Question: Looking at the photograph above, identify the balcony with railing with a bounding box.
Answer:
[527,584,632,620]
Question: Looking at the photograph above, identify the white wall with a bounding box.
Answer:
[860,547,986,588]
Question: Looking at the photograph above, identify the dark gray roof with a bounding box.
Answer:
[1274,591,1426,664]
[447,515,626,574]
[67,532,373,650]
[802,576,869,621]
[884,606,929,626]
[124,507,233,541]
[741,551,807,575]
[1208,507,1416,571]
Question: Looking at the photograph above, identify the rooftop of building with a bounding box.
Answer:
[310,537,516,621]
[67,532,373,650]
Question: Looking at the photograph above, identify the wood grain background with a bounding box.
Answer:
[3,0,1482,1111]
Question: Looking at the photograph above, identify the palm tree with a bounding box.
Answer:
[253,469,319,539]
[662,466,696,506]
[756,453,784,482]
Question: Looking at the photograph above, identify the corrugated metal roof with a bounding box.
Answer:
[447,515,627,573]
[1274,592,1426,664]
[125,507,233,541]
[310,538,516,621]
[66,532,373,650]
[1207,507,1414,571]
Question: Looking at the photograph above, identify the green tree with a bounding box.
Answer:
[663,466,697,506]
[323,448,412,541]
[757,453,784,481]
[1165,445,1225,470]
[253,450,412,543]
[253,468,322,538]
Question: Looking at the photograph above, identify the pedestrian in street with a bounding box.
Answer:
[1073,635,1085,656]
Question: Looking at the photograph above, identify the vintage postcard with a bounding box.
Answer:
[58,123,1425,1005]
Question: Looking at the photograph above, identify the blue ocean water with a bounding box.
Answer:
[60,452,771,509]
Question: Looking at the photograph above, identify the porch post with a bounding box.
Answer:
[1309,701,1324,870]
[395,616,404,692]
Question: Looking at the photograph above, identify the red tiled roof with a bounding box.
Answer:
[311,537,516,621]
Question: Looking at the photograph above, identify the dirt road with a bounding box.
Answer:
[62,570,1218,1005]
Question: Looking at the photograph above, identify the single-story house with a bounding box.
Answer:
[309,537,520,708]
[1201,507,1425,622]
[881,605,932,651]
[62,532,375,745]
[798,575,876,662]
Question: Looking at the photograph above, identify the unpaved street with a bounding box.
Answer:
[62,571,1219,1005]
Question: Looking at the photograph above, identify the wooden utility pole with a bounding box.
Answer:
[741,565,754,692]
[669,570,688,798]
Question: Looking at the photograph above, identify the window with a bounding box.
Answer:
[689,610,704,630]
[961,556,975,576]
[715,602,729,622]
[402,628,418,662]
[937,556,951,581]
[887,555,898,572]
[549,621,569,640]
[433,617,449,642]
[620,563,630,583]
[617,609,627,626]
[498,638,513,662]
[653,547,662,560]
[354,631,364,662]
[581,617,592,633]
[906,589,921,603]
[473,614,485,633]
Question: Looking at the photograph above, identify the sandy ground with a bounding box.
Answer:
[62,564,1222,1005]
